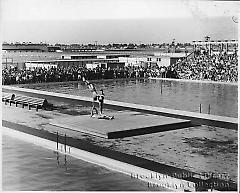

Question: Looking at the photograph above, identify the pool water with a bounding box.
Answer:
[25,79,238,118]
[2,134,166,191]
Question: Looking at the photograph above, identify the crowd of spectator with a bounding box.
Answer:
[2,49,238,85]
[172,50,238,82]
[2,66,149,85]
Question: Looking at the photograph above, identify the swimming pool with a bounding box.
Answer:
[24,78,237,118]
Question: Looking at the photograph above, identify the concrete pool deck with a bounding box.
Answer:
[50,111,192,139]
[1,103,237,191]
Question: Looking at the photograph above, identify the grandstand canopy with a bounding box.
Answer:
[192,40,238,45]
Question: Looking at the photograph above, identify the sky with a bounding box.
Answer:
[1,0,239,44]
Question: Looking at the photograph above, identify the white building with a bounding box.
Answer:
[119,53,187,68]
[86,62,107,69]
[25,62,57,69]
[119,57,147,67]
[153,53,187,66]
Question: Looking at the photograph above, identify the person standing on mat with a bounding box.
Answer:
[82,77,98,116]
[98,89,105,115]
[98,89,114,119]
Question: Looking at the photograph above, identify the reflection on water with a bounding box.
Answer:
[2,134,166,191]
[24,79,237,117]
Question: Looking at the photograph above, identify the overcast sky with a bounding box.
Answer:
[1,0,239,44]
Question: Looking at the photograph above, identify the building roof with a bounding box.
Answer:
[154,53,187,58]
[192,40,238,45]
[25,58,119,63]
[69,53,130,57]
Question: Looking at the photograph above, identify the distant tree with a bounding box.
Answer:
[127,43,135,49]
[171,38,176,46]
[204,36,210,41]
[113,43,120,48]
[140,44,146,48]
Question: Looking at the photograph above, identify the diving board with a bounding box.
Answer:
[50,111,192,139]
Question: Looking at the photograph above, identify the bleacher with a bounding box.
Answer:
[2,92,50,111]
